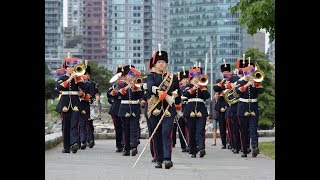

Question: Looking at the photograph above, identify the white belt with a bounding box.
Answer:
[61,91,78,95]
[239,98,257,103]
[121,100,139,104]
[187,98,204,103]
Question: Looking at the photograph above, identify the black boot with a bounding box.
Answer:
[131,148,138,156]
[122,151,130,156]
[191,154,196,158]
[80,142,87,150]
[88,140,95,148]
[71,143,79,153]
[252,148,260,157]
[116,147,123,152]
[164,160,173,169]
[241,153,247,157]
[62,149,70,153]
[199,149,206,158]
[155,162,162,168]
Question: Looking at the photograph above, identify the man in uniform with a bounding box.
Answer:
[213,64,231,149]
[183,66,210,158]
[107,66,125,152]
[56,57,86,153]
[117,65,143,156]
[236,60,264,157]
[172,68,190,152]
[78,64,95,150]
[85,65,100,148]
[147,50,182,169]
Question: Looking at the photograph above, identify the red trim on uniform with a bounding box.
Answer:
[218,80,224,87]
[226,118,231,145]
[132,85,139,91]
[110,89,117,96]
[254,82,262,88]
[188,86,196,94]
[198,85,207,91]
[61,81,69,88]
[237,115,244,153]
[75,76,83,83]
[220,90,225,96]
[175,104,182,110]
[119,87,126,95]
[84,94,91,101]
[239,85,246,92]
[159,91,167,101]
[225,82,231,89]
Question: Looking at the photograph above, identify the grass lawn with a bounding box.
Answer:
[259,141,275,159]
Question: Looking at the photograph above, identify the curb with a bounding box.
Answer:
[45,130,275,150]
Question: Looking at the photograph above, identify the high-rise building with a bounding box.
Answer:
[45,0,64,70]
[82,0,107,64]
[67,0,83,35]
[170,0,251,90]
[242,30,265,54]
[268,40,275,65]
[107,0,170,72]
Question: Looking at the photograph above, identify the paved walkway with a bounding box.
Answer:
[45,137,275,180]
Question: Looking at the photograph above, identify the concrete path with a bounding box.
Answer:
[45,137,275,180]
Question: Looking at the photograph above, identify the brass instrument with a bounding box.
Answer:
[252,62,265,82]
[223,88,239,105]
[126,76,142,87]
[197,74,209,86]
[74,63,86,77]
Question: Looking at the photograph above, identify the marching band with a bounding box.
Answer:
[55,50,264,168]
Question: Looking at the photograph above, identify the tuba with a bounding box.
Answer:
[252,62,265,82]
[223,88,239,105]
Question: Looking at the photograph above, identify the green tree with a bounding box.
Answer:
[65,35,82,48]
[45,77,58,114]
[244,48,275,129]
[88,63,114,93]
[230,0,275,42]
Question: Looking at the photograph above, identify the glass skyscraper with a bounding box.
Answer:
[45,0,64,70]
[107,0,170,72]
[170,0,243,84]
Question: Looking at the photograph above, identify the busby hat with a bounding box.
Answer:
[189,68,202,78]
[192,66,203,74]
[128,66,141,77]
[85,65,91,75]
[242,65,255,76]
[178,70,189,81]
[62,57,79,68]
[220,64,231,73]
[56,68,66,77]
[152,51,168,64]
[236,59,254,69]
[123,65,135,76]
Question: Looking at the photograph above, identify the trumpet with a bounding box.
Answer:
[252,62,265,82]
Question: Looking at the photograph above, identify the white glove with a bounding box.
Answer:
[176,110,183,118]
[165,95,174,106]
